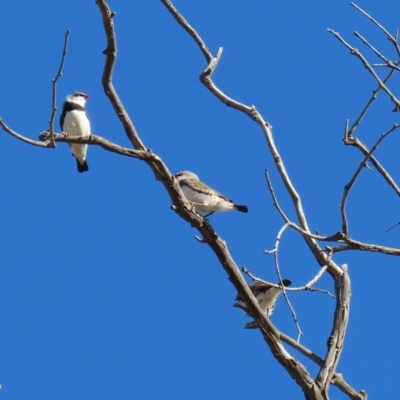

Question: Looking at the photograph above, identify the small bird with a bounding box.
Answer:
[234,279,292,329]
[174,171,248,217]
[60,92,91,173]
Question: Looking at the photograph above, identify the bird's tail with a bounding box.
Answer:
[234,204,248,213]
[76,158,89,173]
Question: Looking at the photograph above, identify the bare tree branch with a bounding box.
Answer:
[340,124,400,235]
[343,135,400,196]
[345,238,400,254]
[280,332,366,400]
[330,238,400,255]
[265,169,346,243]
[48,29,70,147]
[0,118,51,147]
[38,131,155,160]
[264,223,304,341]
[161,0,213,61]
[161,2,352,399]
[265,169,290,223]
[386,220,400,232]
[94,3,327,398]
[354,31,400,73]
[3,1,394,398]
[345,69,395,137]
[328,29,400,111]
[95,0,144,150]
[350,2,400,56]
[242,267,334,298]
[162,1,346,284]
[315,267,351,394]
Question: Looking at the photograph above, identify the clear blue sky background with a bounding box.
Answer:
[1,1,400,399]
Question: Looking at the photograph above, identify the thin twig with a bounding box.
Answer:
[264,170,290,223]
[350,2,400,56]
[328,29,400,111]
[371,62,400,71]
[345,237,400,254]
[264,223,290,255]
[48,29,70,147]
[263,223,304,341]
[340,124,400,235]
[161,0,212,62]
[264,170,346,243]
[242,266,334,298]
[0,118,50,147]
[345,69,395,137]
[286,223,345,242]
[344,135,400,196]
[330,239,400,255]
[303,266,334,297]
[386,220,400,232]
[354,31,400,71]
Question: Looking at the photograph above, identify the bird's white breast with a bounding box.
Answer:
[63,110,90,137]
[257,287,282,311]
[63,110,90,163]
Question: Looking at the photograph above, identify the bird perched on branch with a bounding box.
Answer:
[174,171,248,217]
[234,279,291,329]
[60,92,91,173]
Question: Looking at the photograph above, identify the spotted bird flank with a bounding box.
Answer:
[234,279,292,329]
[174,171,248,217]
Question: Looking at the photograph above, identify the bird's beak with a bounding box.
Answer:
[83,94,89,99]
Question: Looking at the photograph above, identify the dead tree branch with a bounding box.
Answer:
[340,124,400,235]
[2,1,392,398]
[264,223,304,341]
[345,69,395,138]
[95,0,144,150]
[315,267,351,395]
[161,1,351,398]
[242,267,334,298]
[280,332,366,400]
[38,131,156,160]
[95,2,323,397]
[0,118,50,148]
[48,29,70,147]
[343,135,400,196]
[328,29,400,111]
[162,1,345,279]
[350,2,400,56]
[265,169,346,243]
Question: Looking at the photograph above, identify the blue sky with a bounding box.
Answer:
[1,1,400,399]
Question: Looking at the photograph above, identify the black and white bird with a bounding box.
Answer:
[174,171,248,217]
[234,279,292,329]
[60,92,91,173]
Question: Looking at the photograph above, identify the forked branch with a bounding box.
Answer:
[95,2,322,397]
[161,1,351,399]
